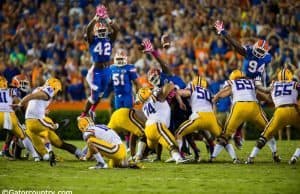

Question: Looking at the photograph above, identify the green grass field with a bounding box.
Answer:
[0,140,299,194]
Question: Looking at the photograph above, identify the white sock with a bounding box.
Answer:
[225,144,237,160]
[171,151,182,162]
[94,153,105,164]
[136,141,146,158]
[250,146,261,158]
[75,148,83,157]
[267,137,277,153]
[22,137,39,158]
[43,153,50,160]
[82,145,89,155]
[45,142,52,152]
[176,138,183,152]
[292,148,300,158]
[212,144,224,158]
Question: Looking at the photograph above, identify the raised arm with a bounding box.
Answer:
[140,39,172,75]
[214,20,246,57]
[96,4,119,42]
[86,15,99,44]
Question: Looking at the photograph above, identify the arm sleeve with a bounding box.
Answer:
[129,66,138,81]
[41,86,55,98]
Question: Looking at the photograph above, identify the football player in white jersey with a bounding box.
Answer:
[16,78,82,166]
[77,116,141,169]
[136,85,188,164]
[246,68,300,164]
[211,69,279,163]
[175,76,222,160]
[0,76,39,160]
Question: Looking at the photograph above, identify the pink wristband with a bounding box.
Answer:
[151,50,159,58]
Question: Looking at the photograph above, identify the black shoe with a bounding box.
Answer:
[289,157,297,165]
[272,152,281,163]
[49,151,56,167]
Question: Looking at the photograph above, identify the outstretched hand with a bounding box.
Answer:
[96,5,108,19]
[214,20,224,35]
[140,39,154,53]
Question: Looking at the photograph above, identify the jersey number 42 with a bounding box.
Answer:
[93,42,111,56]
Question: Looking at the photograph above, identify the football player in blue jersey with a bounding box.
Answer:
[110,50,139,109]
[214,20,272,79]
[82,5,119,118]
[214,20,272,147]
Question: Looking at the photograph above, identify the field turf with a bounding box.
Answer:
[0,140,299,194]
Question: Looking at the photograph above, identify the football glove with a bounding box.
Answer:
[214,20,225,35]
[141,39,154,53]
[96,5,108,19]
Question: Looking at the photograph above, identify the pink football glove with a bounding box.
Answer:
[96,5,108,19]
[214,20,224,35]
[141,39,154,53]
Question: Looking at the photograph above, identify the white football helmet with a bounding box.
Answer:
[114,50,128,66]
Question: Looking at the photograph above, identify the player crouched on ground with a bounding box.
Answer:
[77,116,141,169]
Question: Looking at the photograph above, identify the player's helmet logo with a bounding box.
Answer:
[136,87,152,104]
[77,116,95,132]
[0,76,8,89]
[11,74,31,93]
[147,67,161,86]
[44,78,62,96]
[192,76,208,88]
[229,69,245,80]
[277,68,293,81]
[94,22,108,38]
[252,39,269,58]
[114,50,128,66]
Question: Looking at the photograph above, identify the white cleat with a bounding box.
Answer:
[165,157,176,163]
[89,162,108,169]
[176,158,190,164]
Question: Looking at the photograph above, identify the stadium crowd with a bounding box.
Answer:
[0,0,299,101]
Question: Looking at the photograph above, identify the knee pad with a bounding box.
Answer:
[256,136,267,149]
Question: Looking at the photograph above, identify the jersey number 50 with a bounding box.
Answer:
[93,42,111,56]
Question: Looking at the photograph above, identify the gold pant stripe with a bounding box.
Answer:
[223,103,236,132]
[157,123,174,146]
[129,110,144,133]
[92,142,120,154]
[261,117,274,136]
[38,119,53,129]
[176,119,194,135]
[258,104,268,123]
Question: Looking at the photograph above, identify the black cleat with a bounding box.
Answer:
[49,151,56,167]
[289,157,297,165]
[272,153,281,163]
